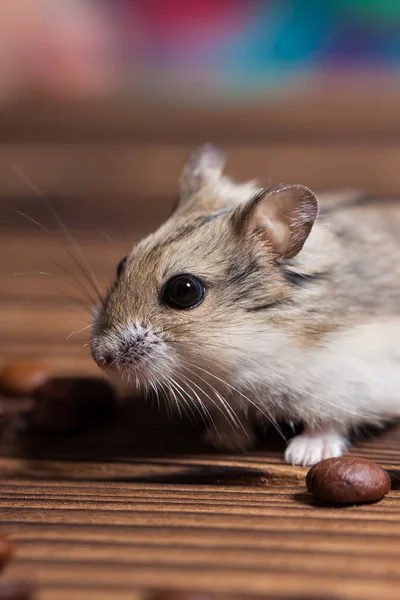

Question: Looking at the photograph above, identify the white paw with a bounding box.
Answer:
[284,431,350,466]
[203,425,254,452]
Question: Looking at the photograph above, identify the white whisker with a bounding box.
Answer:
[8,163,104,304]
[66,324,92,341]
[165,376,197,424]
[177,362,244,434]
[173,372,213,428]
[288,380,370,420]
[13,271,56,277]
[182,359,288,443]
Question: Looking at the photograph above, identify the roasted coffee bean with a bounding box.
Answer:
[306,457,391,505]
[0,535,12,566]
[75,378,116,424]
[28,391,85,434]
[0,362,50,397]
[0,579,35,599]
[29,377,115,435]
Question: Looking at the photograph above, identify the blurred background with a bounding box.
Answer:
[2,0,400,231]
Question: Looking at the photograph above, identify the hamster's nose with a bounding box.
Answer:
[95,352,115,370]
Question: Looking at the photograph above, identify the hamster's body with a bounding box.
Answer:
[91,145,400,465]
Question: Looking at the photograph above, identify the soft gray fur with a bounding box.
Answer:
[91,144,400,466]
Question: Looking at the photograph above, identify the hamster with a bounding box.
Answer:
[91,144,400,466]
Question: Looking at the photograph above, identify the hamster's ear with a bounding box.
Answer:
[232,184,319,259]
[179,144,226,203]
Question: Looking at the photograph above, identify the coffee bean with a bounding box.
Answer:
[74,378,116,424]
[0,579,35,600]
[0,362,50,397]
[306,457,391,505]
[29,377,115,435]
[0,536,12,566]
[28,389,85,434]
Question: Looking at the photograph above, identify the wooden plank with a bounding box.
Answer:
[1,95,400,143]
[2,199,400,600]
[2,143,400,206]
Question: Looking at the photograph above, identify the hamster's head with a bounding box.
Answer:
[91,144,318,396]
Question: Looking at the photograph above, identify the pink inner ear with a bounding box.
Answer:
[253,209,288,254]
[268,221,291,256]
[248,185,318,259]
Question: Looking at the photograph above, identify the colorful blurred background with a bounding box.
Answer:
[2,0,400,230]
[2,0,400,103]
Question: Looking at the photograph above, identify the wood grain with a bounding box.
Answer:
[2,161,400,598]
[1,96,400,143]
[3,143,400,205]
[2,96,400,206]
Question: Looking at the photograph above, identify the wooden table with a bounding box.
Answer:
[1,210,400,600]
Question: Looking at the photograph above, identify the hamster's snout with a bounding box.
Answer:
[91,322,166,375]
[93,351,114,370]
[91,342,121,372]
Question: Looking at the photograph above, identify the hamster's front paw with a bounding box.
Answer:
[203,419,255,452]
[284,426,350,466]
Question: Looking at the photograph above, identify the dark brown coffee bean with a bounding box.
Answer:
[28,390,85,434]
[29,377,115,435]
[0,536,12,566]
[0,579,35,599]
[0,362,50,397]
[306,457,391,505]
[74,378,116,424]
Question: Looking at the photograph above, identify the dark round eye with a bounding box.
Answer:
[116,257,127,277]
[162,274,205,309]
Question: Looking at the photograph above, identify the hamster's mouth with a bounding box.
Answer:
[90,331,177,388]
[90,326,234,415]
[91,337,240,428]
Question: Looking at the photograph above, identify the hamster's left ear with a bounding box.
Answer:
[179,143,226,203]
[232,184,319,259]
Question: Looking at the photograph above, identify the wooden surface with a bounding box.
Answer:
[3,96,400,206]
[1,210,400,600]
[2,91,400,600]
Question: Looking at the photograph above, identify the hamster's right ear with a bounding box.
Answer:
[179,144,226,203]
[232,184,319,259]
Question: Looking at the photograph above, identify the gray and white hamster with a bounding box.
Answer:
[91,144,400,466]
